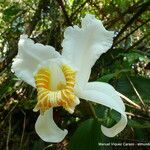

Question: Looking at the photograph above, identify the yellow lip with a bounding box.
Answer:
[33,64,79,114]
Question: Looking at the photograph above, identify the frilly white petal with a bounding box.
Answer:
[77,82,127,137]
[12,35,60,87]
[35,109,68,143]
[62,14,114,88]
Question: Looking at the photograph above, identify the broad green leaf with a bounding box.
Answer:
[68,119,106,150]
[114,76,150,103]
[111,110,150,129]
[98,69,130,82]
[31,140,45,150]
[128,119,150,128]
[98,73,116,82]
[134,128,150,141]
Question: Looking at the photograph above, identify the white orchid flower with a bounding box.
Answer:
[12,14,127,142]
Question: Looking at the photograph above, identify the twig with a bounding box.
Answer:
[25,0,46,36]
[127,76,146,110]
[117,91,141,110]
[114,19,150,46]
[6,115,12,150]
[70,1,87,20]
[0,40,18,73]
[126,33,149,51]
[19,110,26,150]
[1,104,17,126]
[106,0,143,28]
[88,102,97,119]
[56,0,72,26]
[125,103,141,110]
[89,1,106,20]
[126,112,150,121]
[43,144,53,150]
[113,1,150,43]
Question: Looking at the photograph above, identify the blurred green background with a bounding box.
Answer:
[0,0,150,150]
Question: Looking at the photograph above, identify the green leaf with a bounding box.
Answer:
[98,69,130,82]
[98,73,116,82]
[0,80,15,100]
[128,119,150,128]
[31,140,45,150]
[68,119,103,150]
[111,110,150,129]
[134,128,150,141]
[3,5,21,21]
[114,76,150,103]
[119,52,150,63]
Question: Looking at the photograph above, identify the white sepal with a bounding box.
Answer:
[77,82,127,137]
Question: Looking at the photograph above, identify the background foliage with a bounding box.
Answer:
[0,0,150,149]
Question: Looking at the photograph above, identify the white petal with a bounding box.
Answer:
[77,82,127,137]
[35,109,68,142]
[62,14,114,88]
[12,35,60,87]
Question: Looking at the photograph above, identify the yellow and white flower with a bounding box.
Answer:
[12,14,127,142]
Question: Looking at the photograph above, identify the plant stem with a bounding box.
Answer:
[88,102,97,119]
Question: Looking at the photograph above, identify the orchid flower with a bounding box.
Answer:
[12,14,127,142]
